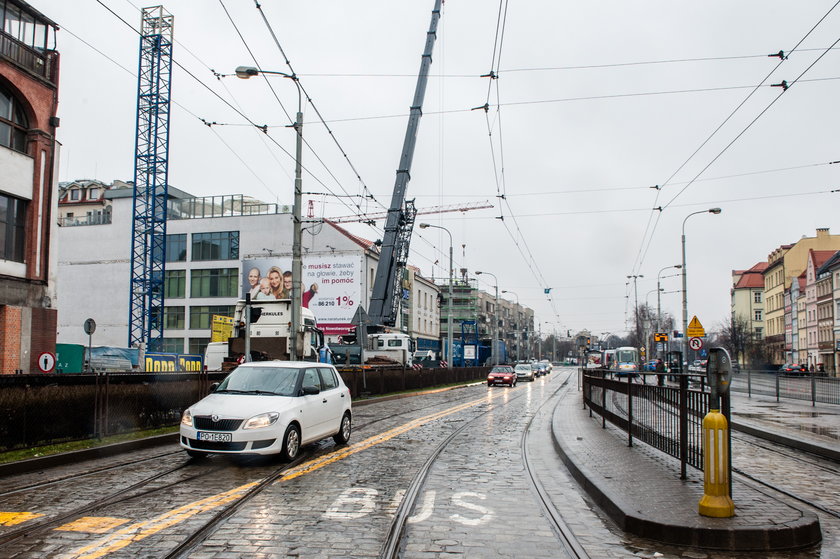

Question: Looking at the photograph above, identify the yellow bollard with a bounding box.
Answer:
[698,409,735,517]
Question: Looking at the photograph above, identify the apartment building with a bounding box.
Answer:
[0,0,60,373]
[762,228,840,365]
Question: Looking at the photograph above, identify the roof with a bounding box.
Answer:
[324,220,378,252]
[733,261,767,289]
[810,249,836,271]
[816,249,840,276]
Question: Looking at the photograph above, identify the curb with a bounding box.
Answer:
[550,401,822,551]
[731,421,840,463]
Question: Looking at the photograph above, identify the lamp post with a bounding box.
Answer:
[627,274,643,346]
[657,265,682,333]
[475,271,499,365]
[419,223,452,369]
[236,66,304,360]
[502,290,519,362]
[682,208,722,361]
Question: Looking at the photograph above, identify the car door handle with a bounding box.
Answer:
[322,398,328,403]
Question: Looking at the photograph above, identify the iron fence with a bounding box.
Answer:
[729,370,840,405]
[582,370,710,476]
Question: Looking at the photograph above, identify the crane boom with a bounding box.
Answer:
[367,0,442,327]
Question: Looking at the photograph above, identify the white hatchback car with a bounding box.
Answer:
[180,361,351,460]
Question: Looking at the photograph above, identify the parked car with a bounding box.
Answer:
[779,363,808,375]
[514,363,536,382]
[487,365,517,387]
[180,361,352,460]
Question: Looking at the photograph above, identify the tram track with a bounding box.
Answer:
[0,449,186,498]
[0,460,221,546]
[381,371,590,559]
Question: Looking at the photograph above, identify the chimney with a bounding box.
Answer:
[816,228,829,238]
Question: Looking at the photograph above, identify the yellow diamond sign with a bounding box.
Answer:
[686,316,705,338]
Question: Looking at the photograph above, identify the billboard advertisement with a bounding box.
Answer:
[242,254,362,336]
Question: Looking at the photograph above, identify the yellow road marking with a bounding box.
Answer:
[68,390,504,558]
[56,517,130,533]
[0,511,44,526]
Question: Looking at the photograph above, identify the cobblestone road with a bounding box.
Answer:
[0,368,835,558]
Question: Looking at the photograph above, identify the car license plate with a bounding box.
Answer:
[197,432,232,442]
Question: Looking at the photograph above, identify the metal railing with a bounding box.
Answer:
[729,369,840,405]
[0,31,58,83]
[582,370,711,477]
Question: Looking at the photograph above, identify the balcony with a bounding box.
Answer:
[0,31,58,85]
[58,213,112,227]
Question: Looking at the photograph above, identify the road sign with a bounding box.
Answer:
[84,318,96,335]
[689,337,704,351]
[654,332,669,342]
[686,316,705,337]
[38,351,56,373]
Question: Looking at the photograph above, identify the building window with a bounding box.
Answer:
[166,234,187,262]
[0,194,27,262]
[191,231,239,261]
[191,268,238,298]
[754,292,762,304]
[69,189,80,201]
[162,338,183,353]
[165,270,186,298]
[0,85,28,153]
[754,309,762,322]
[164,306,185,329]
[87,187,100,200]
[189,305,235,330]
[188,337,211,356]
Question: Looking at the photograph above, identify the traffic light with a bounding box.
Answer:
[586,337,591,346]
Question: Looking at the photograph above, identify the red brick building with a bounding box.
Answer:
[0,0,60,373]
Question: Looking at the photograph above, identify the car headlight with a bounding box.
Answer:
[243,412,280,430]
[181,409,193,427]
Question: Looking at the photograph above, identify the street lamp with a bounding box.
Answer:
[502,290,520,362]
[475,271,499,365]
[627,274,643,345]
[236,66,304,360]
[682,208,722,362]
[419,223,452,369]
[657,264,682,336]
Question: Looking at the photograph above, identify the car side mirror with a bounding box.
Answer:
[302,385,320,396]
[209,382,219,394]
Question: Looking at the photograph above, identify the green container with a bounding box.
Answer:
[56,343,85,373]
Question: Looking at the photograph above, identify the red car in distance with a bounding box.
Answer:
[487,366,517,387]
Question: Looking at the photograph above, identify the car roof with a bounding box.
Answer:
[236,361,329,369]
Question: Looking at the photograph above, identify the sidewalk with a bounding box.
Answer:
[551,387,833,551]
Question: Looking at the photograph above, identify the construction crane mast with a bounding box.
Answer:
[367,0,441,328]
[128,6,174,351]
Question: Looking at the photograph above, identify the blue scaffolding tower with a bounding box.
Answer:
[128,6,174,351]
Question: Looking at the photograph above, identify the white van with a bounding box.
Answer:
[203,342,229,371]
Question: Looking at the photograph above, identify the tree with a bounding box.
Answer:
[716,316,768,368]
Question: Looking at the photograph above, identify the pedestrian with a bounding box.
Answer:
[809,363,815,374]
[655,358,665,386]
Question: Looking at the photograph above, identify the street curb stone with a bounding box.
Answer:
[550,391,822,551]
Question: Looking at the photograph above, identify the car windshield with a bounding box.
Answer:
[216,366,300,396]
[491,366,512,373]
[515,365,530,370]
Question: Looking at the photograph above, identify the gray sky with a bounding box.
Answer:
[32,0,840,338]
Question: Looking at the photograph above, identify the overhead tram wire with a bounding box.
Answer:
[61,9,282,199]
[246,0,473,274]
[631,0,840,274]
[251,0,386,220]
[93,0,387,228]
[480,0,563,321]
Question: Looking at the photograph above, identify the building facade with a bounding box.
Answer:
[0,1,60,373]
[57,188,442,358]
[762,229,840,365]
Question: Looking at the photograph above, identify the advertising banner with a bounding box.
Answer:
[242,254,362,336]
[211,315,235,342]
[145,353,204,372]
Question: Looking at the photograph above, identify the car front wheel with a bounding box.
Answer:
[334,412,352,445]
[281,424,301,461]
